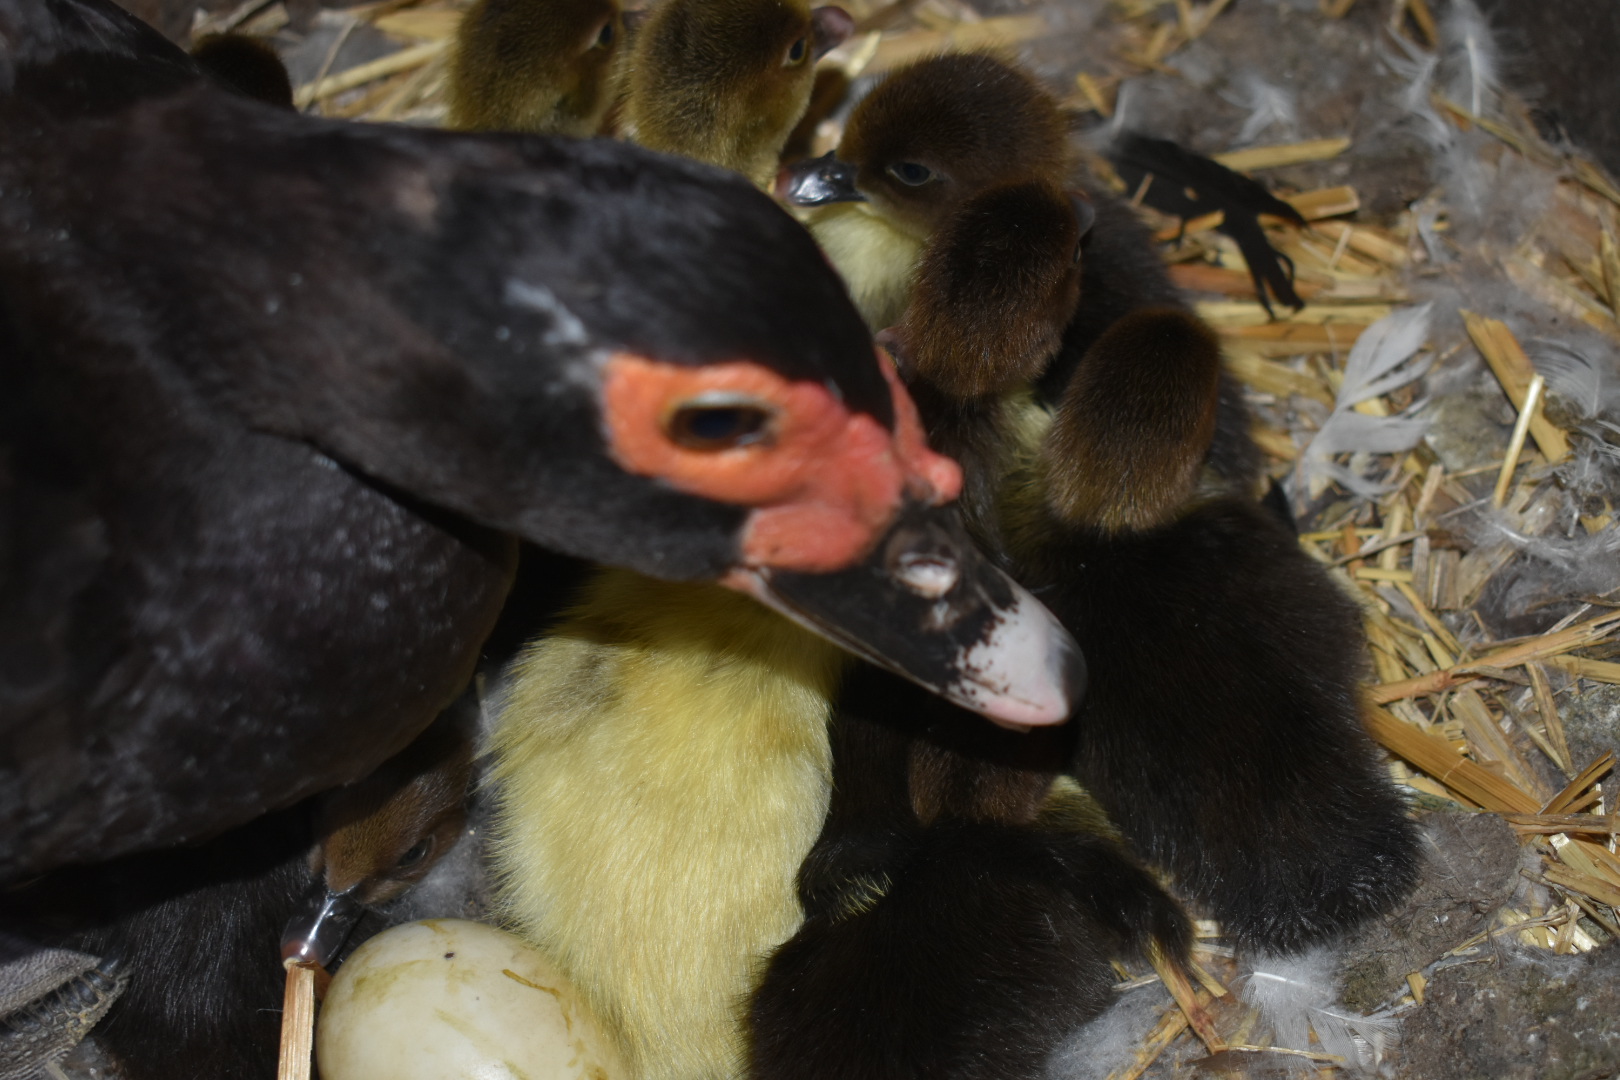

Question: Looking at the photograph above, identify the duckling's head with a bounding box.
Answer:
[281,711,475,966]
[626,0,852,187]
[448,0,624,136]
[786,53,1071,238]
[190,34,294,109]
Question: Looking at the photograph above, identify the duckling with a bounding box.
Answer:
[1006,438,1422,951]
[1,1,1082,881]
[0,706,478,1080]
[190,32,295,108]
[446,0,624,136]
[783,51,1261,516]
[621,0,853,187]
[780,52,1075,331]
[282,704,478,968]
[890,154,1418,948]
[878,177,1091,537]
[749,669,1189,1080]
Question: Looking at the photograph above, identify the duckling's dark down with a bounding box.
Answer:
[750,668,1188,1080]
[0,0,1081,882]
[190,32,295,108]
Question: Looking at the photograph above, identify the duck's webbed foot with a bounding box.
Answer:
[749,817,1188,1080]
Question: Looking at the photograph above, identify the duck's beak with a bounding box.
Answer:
[725,503,1084,729]
[776,151,864,206]
[280,883,365,968]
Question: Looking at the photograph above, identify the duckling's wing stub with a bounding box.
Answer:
[739,505,1085,728]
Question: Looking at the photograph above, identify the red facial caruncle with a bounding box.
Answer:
[599,348,961,574]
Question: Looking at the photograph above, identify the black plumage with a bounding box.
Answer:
[1009,495,1421,951]
[0,705,477,1080]
[3,0,1070,882]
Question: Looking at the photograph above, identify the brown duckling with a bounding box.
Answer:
[749,669,1188,1080]
[447,0,625,135]
[190,33,295,108]
[780,52,1074,331]
[622,0,852,187]
[282,706,477,968]
[887,158,1417,951]
[784,52,1259,516]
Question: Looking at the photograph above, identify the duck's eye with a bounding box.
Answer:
[887,162,933,186]
[667,398,774,451]
[785,36,807,64]
[396,838,433,869]
[594,20,614,47]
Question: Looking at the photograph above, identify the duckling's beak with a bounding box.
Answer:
[725,503,1085,729]
[776,151,863,206]
[280,883,365,968]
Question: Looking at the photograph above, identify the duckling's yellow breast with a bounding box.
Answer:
[488,569,846,1080]
[805,202,925,330]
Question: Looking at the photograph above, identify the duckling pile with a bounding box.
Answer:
[32,0,1620,1076]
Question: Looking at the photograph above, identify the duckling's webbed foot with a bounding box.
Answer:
[1028,499,1419,952]
[1040,307,1224,533]
[749,820,1189,1080]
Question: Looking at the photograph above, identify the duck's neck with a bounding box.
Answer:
[489,568,847,1080]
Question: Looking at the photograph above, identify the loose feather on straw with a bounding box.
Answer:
[1223,73,1300,146]
[1292,304,1434,501]
[1439,0,1501,119]
[1240,949,1402,1075]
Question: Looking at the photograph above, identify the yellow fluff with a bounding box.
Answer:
[804,202,925,330]
[488,567,848,1080]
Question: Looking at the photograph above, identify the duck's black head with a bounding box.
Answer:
[1,55,1080,727]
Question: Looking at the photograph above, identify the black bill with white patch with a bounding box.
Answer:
[730,504,1085,729]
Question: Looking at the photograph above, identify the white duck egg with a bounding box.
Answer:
[317,919,626,1080]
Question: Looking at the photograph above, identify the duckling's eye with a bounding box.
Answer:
[667,398,775,451]
[785,37,807,65]
[396,838,433,869]
[887,162,934,187]
[594,20,614,47]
